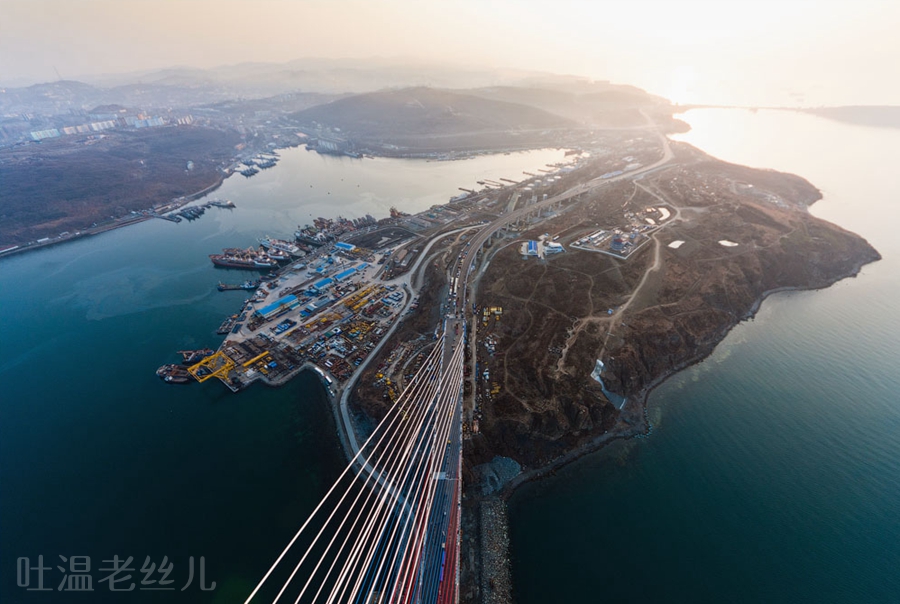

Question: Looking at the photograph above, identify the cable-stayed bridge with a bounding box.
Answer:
[246,316,465,604]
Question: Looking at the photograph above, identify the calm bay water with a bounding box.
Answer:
[509,110,900,603]
[0,145,568,602]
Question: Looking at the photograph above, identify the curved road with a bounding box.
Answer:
[337,119,674,457]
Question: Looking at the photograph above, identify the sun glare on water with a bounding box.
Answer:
[667,65,698,105]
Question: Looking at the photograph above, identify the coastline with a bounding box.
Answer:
[499,251,878,499]
[465,252,879,603]
[0,172,227,262]
[0,136,313,262]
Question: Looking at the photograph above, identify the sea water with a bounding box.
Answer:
[508,109,900,603]
[0,145,568,602]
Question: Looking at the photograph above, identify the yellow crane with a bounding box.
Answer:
[242,351,270,368]
[188,351,236,383]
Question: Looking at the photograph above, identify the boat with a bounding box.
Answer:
[156,364,192,384]
[240,167,259,177]
[208,199,235,208]
[294,225,328,247]
[210,255,270,269]
[177,349,214,364]
[264,248,291,262]
[210,247,278,270]
[176,207,204,220]
[254,257,279,268]
[217,315,239,335]
[295,233,325,247]
[217,280,259,292]
[258,236,303,257]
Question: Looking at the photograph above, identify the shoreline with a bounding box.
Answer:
[0,141,565,264]
[499,253,878,500]
[0,172,227,262]
[466,254,878,603]
[0,138,313,262]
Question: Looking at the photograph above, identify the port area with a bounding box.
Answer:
[189,130,666,396]
[196,239,419,394]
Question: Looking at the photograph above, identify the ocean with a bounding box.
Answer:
[508,109,900,603]
[0,145,569,603]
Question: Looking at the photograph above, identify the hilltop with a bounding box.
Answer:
[292,86,576,154]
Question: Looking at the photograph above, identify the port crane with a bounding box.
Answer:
[188,351,236,383]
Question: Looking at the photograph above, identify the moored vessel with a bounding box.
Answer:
[177,349,214,364]
[209,246,279,270]
[258,236,303,257]
[156,364,192,384]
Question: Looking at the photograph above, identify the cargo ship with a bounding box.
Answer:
[209,247,278,269]
[258,236,303,257]
[156,364,192,384]
[294,226,326,247]
[265,248,291,262]
[210,254,278,269]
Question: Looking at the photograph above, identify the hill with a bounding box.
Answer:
[0,125,240,245]
[464,84,673,128]
[291,86,576,154]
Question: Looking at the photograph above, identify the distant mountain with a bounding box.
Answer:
[1,59,673,122]
[0,80,104,114]
[79,58,549,95]
[292,87,573,142]
[0,79,241,115]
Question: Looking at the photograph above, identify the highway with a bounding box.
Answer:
[456,121,674,421]
[245,314,465,604]
[242,120,674,604]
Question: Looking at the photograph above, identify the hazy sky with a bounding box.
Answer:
[2,0,899,106]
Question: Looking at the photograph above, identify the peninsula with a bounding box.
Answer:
[332,129,878,603]
[119,76,877,604]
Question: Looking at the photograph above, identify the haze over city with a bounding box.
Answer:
[2,0,900,106]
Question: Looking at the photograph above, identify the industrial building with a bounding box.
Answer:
[543,241,565,254]
[255,294,300,320]
[521,240,564,258]
[310,278,334,293]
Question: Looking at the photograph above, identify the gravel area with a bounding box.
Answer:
[480,498,512,604]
